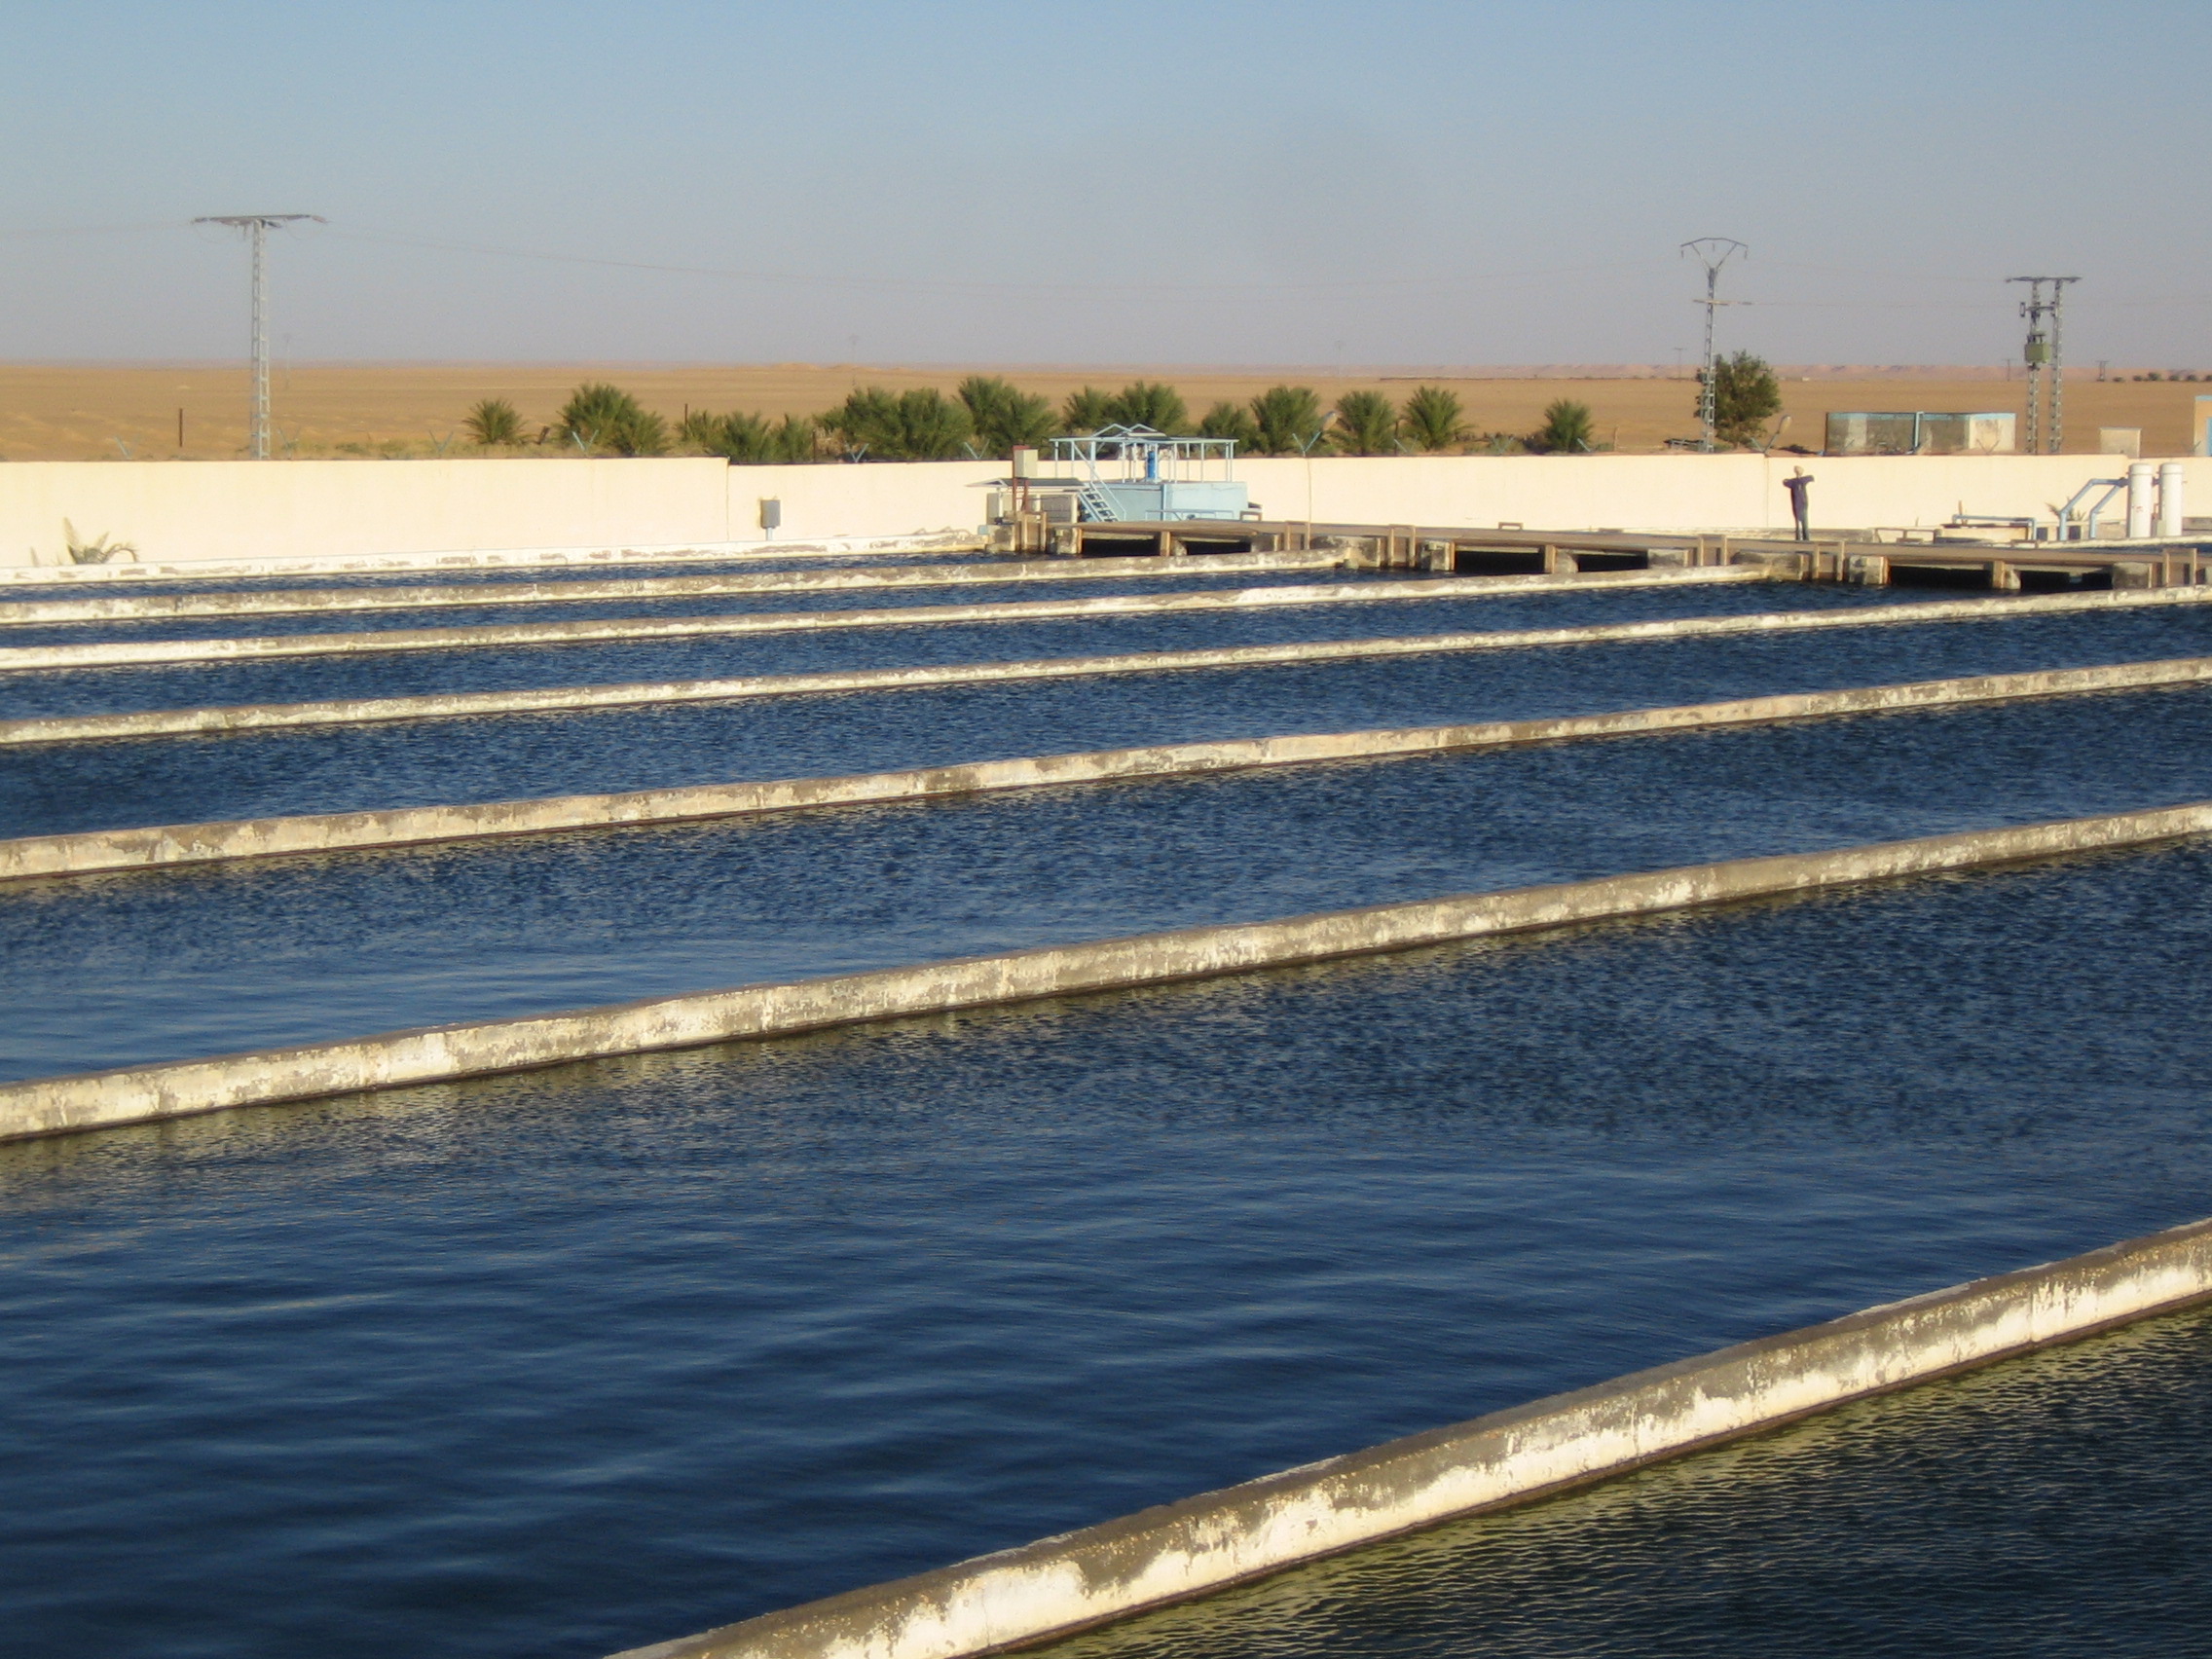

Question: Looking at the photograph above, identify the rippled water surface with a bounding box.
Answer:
[4,848,2210,1657]
[1042,1306,2212,1659]
[0,578,1912,719]
[5,684,2211,1080]
[6,595,2206,837]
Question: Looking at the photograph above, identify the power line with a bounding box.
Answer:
[325,226,1654,298]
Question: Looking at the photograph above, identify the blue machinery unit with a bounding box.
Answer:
[1042,425,1250,522]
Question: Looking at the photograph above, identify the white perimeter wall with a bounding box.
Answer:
[1234,453,2211,538]
[1,453,2203,569]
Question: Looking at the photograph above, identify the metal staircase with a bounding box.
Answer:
[1075,478,1121,522]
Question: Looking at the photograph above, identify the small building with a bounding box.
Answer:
[1025,426,1250,522]
[1825,412,2016,456]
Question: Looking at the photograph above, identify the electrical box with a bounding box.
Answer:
[758,498,782,533]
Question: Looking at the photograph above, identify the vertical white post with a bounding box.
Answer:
[2127,461,2156,538]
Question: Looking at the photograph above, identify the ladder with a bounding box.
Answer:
[1075,479,1120,523]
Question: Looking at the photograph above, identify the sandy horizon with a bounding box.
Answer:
[3,361,2200,461]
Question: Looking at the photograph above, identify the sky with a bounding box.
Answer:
[2,0,2207,367]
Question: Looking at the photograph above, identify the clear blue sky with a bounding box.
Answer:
[3,0,2206,365]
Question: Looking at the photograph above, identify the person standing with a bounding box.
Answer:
[1784,467,1815,540]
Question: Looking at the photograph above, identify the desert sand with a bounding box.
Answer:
[0,362,2200,461]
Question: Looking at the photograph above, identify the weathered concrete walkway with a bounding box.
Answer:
[6,658,2203,881]
[0,569,1772,672]
[3,801,2203,1140]
[608,1214,2212,1659]
[0,550,1352,625]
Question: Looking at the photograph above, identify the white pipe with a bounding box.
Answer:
[2158,461,2187,538]
[2127,461,2156,538]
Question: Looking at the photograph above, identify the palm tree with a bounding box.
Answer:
[1399,386,1465,453]
[1060,386,1113,434]
[1331,389,1399,456]
[958,376,1057,456]
[820,387,974,461]
[1248,386,1326,455]
[554,383,668,456]
[462,396,525,448]
[1104,381,1189,434]
[1198,401,1260,451]
[1531,398,1597,454]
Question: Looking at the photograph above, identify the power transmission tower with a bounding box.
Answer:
[2007,276,2078,455]
[1680,238,1749,452]
[195,213,323,458]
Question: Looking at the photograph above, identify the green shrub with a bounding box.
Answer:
[1331,389,1399,456]
[1699,351,1782,449]
[1197,400,1260,450]
[820,387,974,461]
[462,396,525,448]
[958,376,1057,456]
[554,383,668,456]
[1399,386,1465,453]
[1248,385,1326,455]
[1104,380,1189,434]
[1531,398,1596,454]
[764,414,817,462]
[674,409,815,462]
[1060,386,1113,434]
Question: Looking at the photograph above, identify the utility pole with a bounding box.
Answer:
[2007,276,2078,455]
[1680,239,1749,452]
[195,214,322,458]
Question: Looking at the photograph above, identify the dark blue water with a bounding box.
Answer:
[5,683,2209,1083]
[4,601,2209,838]
[0,569,1406,648]
[1042,1305,2212,1659]
[4,846,2209,1657]
[0,581,1917,719]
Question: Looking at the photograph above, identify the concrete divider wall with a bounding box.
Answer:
[0,569,1775,674]
[6,455,2206,571]
[608,1213,2212,1659]
[11,583,2211,747]
[8,658,2207,882]
[5,802,2206,1141]
[0,551,1349,624]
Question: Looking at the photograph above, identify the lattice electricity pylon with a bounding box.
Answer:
[2008,276,2079,455]
[195,214,324,459]
[1680,239,1749,453]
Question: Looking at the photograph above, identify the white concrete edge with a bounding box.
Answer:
[605,1213,2212,1659]
[4,801,2205,1143]
[0,532,988,586]
[0,551,1355,625]
[0,569,1776,673]
[7,582,2211,747]
[7,657,2206,882]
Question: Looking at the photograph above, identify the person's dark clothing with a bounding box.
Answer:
[1784,472,1815,540]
